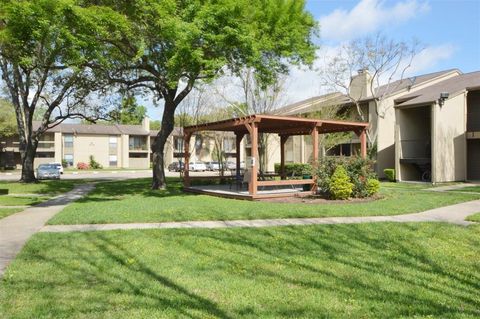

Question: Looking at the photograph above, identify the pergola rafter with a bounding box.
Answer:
[183,114,369,199]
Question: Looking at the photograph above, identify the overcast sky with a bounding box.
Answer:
[145,0,480,120]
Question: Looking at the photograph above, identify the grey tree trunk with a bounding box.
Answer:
[20,140,38,183]
[151,100,175,190]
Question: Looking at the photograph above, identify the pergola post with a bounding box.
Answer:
[280,135,288,180]
[235,132,244,179]
[311,127,318,162]
[248,122,258,195]
[360,128,367,158]
[311,127,319,193]
[183,132,192,188]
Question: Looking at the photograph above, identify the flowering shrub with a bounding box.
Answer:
[77,162,89,170]
[312,156,379,199]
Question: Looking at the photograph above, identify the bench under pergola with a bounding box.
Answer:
[183,114,368,200]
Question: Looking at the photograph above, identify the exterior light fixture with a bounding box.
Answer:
[438,92,449,106]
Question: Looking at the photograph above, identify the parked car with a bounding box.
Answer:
[168,162,184,172]
[49,162,64,174]
[189,161,207,172]
[224,161,237,170]
[37,164,61,180]
[206,161,220,171]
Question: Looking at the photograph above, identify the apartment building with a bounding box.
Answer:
[0,117,244,170]
[274,68,473,180]
[1,118,151,169]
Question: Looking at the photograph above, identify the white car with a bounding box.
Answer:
[189,161,207,172]
[49,162,64,174]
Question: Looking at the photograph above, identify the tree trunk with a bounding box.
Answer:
[20,140,38,183]
[151,100,176,190]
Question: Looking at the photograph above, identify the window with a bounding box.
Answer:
[64,134,73,148]
[129,136,147,151]
[109,155,118,167]
[109,136,117,149]
[223,138,235,152]
[174,137,184,152]
[64,154,73,166]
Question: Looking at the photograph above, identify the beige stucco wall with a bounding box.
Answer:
[432,93,467,182]
[54,132,62,163]
[120,134,129,168]
[73,134,111,167]
[129,156,149,168]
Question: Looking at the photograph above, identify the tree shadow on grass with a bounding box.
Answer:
[190,224,480,317]
[8,231,233,319]
[74,177,196,204]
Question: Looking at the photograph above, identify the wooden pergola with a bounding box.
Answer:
[183,114,369,199]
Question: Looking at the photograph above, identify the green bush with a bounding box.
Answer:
[274,163,311,178]
[384,168,395,182]
[329,166,353,200]
[366,178,380,196]
[313,156,378,198]
[61,159,68,168]
[89,155,103,169]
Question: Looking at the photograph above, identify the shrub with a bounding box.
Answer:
[329,165,353,200]
[384,168,395,182]
[274,163,311,178]
[77,162,89,170]
[313,156,379,199]
[61,159,68,168]
[366,178,380,196]
[89,155,103,169]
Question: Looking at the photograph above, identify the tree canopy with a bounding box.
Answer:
[0,0,129,181]
[91,0,318,189]
[0,99,16,138]
[109,96,147,125]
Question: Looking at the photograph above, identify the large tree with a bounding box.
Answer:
[0,0,127,182]
[94,0,317,189]
[321,33,420,146]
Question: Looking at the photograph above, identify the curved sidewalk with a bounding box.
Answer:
[41,199,480,233]
[0,183,95,276]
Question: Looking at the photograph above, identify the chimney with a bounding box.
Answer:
[349,68,372,101]
[141,116,150,131]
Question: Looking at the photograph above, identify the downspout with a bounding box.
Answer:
[431,102,437,184]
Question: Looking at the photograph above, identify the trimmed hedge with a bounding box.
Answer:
[384,168,395,182]
[274,163,312,178]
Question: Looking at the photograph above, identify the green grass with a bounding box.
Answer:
[451,186,480,193]
[1,223,479,318]
[48,178,480,225]
[0,196,47,206]
[0,179,81,195]
[466,213,480,222]
[0,208,23,219]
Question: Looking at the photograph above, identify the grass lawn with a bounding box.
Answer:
[0,179,82,195]
[0,196,47,206]
[466,213,480,222]
[1,223,479,318]
[48,178,480,225]
[451,186,480,193]
[0,208,23,219]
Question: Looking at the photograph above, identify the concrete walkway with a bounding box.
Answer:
[0,183,95,276]
[41,199,480,233]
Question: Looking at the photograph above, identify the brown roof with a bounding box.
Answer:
[150,127,183,137]
[367,69,461,99]
[273,93,350,116]
[33,121,149,135]
[184,114,368,136]
[395,71,480,107]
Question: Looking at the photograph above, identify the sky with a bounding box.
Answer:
[145,0,480,120]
